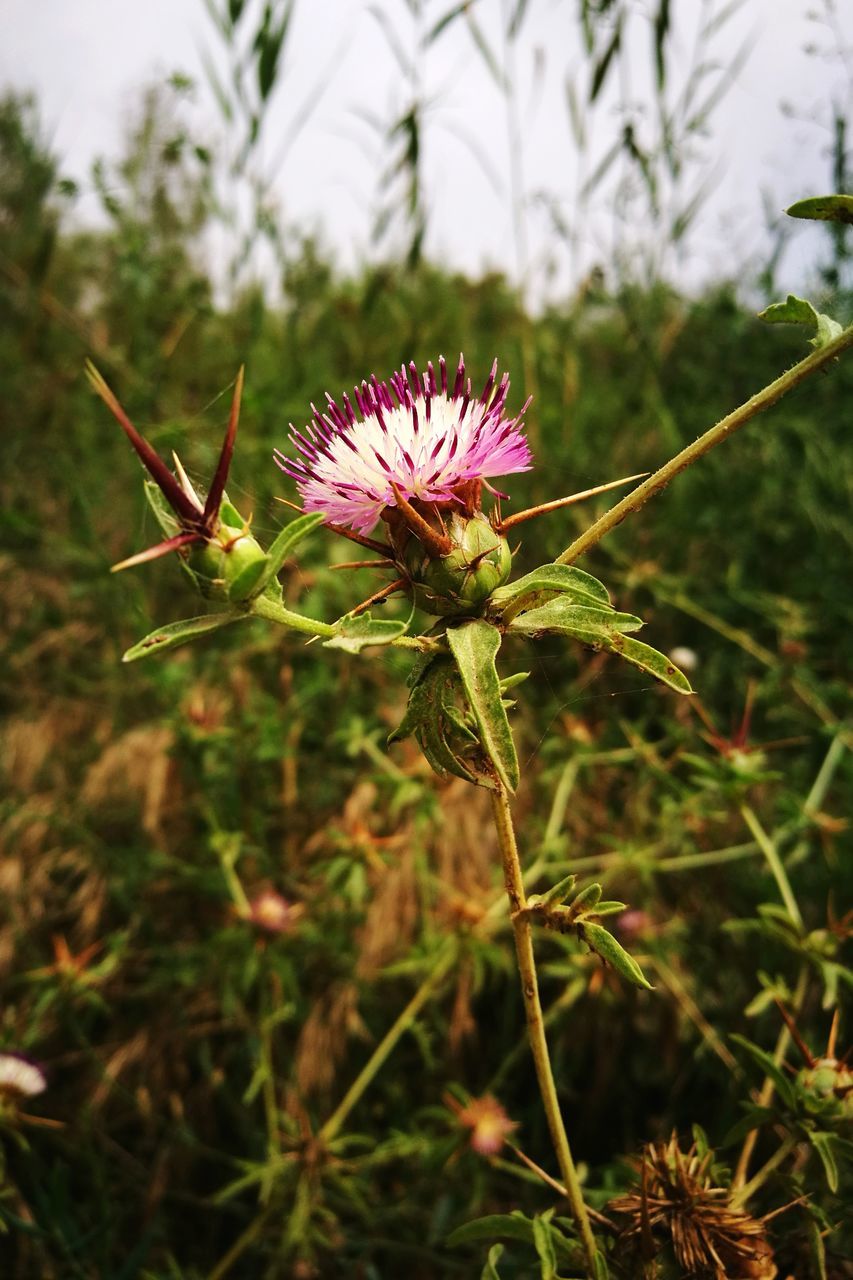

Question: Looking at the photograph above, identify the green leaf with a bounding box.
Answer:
[786,194,853,225]
[594,1251,610,1280]
[810,1131,839,1193]
[538,872,578,907]
[389,657,481,786]
[598,634,693,693]
[721,1106,778,1148]
[122,612,245,662]
[323,612,408,654]
[730,1034,798,1111]
[447,1214,535,1249]
[578,921,653,990]
[490,563,612,614]
[758,294,843,350]
[532,1213,557,1280]
[481,1244,505,1280]
[506,598,643,639]
[447,620,519,793]
[143,479,181,538]
[254,512,324,594]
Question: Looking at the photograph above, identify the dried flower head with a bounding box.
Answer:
[447,1092,518,1157]
[275,355,532,536]
[0,1052,47,1103]
[608,1136,777,1280]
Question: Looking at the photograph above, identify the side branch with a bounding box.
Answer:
[557,324,853,566]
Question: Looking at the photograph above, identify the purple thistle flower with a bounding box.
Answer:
[274,355,533,534]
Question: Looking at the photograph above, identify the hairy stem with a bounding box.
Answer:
[490,787,599,1276]
[557,323,853,565]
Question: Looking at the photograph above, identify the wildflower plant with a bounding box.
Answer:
[88,196,853,1278]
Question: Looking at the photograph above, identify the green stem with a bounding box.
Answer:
[556,323,853,565]
[490,787,599,1277]
[730,1133,800,1211]
[251,592,434,651]
[739,803,803,929]
[317,946,456,1144]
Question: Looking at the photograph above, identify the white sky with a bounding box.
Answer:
[2,0,851,298]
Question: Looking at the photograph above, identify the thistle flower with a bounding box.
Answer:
[275,355,532,536]
[0,1052,47,1104]
[276,356,644,618]
[608,1136,778,1280]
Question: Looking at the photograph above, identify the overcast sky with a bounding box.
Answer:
[2,0,851,297]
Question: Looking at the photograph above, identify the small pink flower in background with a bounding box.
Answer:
[0,1052,47,1103]
[448,1092,518,1157]
[275,355,532,535]
[247,889,298,936]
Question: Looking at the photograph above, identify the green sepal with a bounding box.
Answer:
[578,920,654,990]
[758,293,843,350]
[323,612,408,654]
[226,549,268,602]
[122,611,245,662]
[254,512,324,596]
[446,619,520,792]
[786,194,853,225]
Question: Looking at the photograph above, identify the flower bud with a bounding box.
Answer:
[402,512,512,617]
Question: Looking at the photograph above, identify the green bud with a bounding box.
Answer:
[404,512,512,618]
[187,520,268,602]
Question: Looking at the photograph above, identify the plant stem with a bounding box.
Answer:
[490,786,599,1276]
[317,945,456,1144]
[730,1133,800,1211]
[739,803,803,929]
[556,323,853,565]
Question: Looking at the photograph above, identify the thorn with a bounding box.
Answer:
[86,359,202,523]
[274,496,305,513]
[350,577,408,617]
[111,531,202,572]
[330,559,395,571]
[495,472,648,534]
[389,482,452,557]
[204,365,244,523]
[774,999,816,1068]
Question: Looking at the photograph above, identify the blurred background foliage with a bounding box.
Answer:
[0,1,851,1276]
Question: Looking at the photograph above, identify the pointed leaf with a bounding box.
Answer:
[447,620,519,792]
[579,921,653,990]
[323,612,407,654]
[730,1034,798,1110]
[539,872,577,907]
[122,612,245,662]
[810,1131,839,1193]
[786,194,853,225]
[255,512,324,594]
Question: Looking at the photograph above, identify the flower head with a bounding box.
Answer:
[247,889,299,936]
[0,1052,47,1103]
[447,1092,517,1157]
[275,355,532,535]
